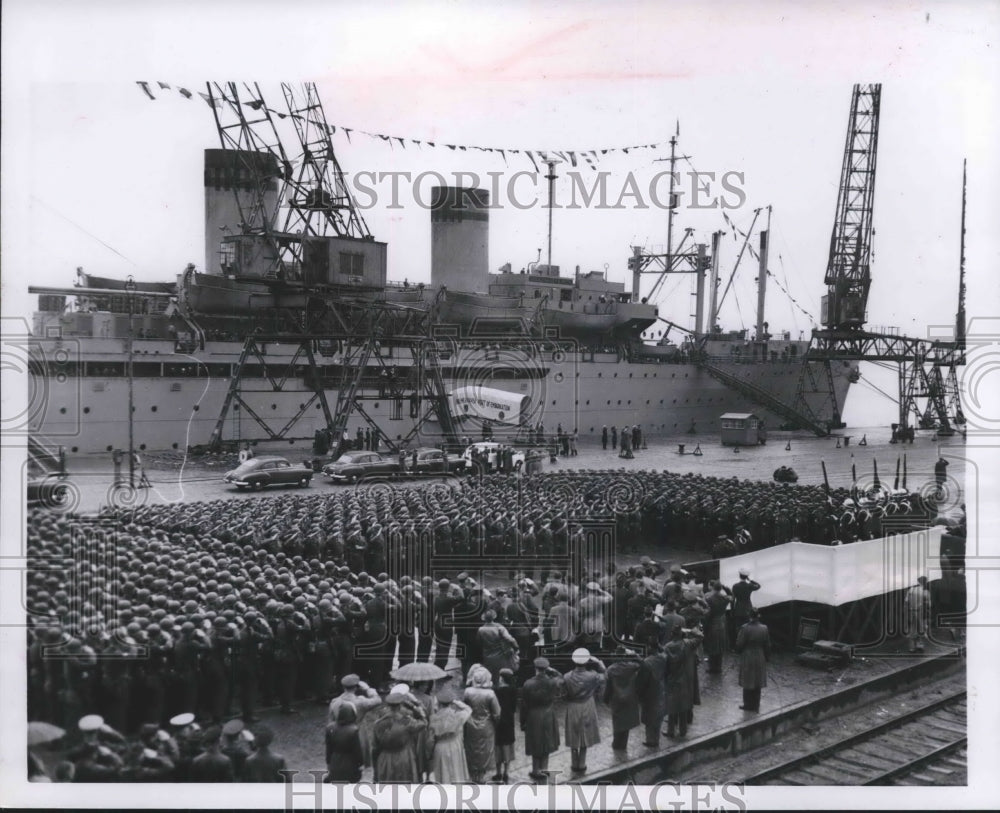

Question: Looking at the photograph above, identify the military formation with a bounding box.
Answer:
[25,465,945,782]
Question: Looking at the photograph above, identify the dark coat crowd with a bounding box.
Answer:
[24,466,946,782]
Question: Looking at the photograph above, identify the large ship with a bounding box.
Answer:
[26,85,857,459]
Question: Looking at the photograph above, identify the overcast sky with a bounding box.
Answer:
[2,0,998,423]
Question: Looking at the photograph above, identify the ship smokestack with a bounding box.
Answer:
[431,187,489,293]
[204,149,281,275]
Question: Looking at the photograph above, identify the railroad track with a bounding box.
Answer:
[741,689,967,785]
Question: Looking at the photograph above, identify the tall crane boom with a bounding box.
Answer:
[822,83,881,329]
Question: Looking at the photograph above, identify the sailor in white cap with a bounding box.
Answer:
[562,648,606,774]
[78,714,104,733]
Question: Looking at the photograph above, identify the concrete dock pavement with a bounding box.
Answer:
[23,425,966,516]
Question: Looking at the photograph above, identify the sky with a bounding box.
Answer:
[1,0,998,417]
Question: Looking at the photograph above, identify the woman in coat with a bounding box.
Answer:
[735,609,770,712]
[325,703,363,783]
[603,648,642,750]
[462,665,501,783]
[562,648,607,774]
[428,684,472,783]
[493,668,518,782]
[370,693,426,783]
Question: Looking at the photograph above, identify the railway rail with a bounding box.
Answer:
[740,689,967,785]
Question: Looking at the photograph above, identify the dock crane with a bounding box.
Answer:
[805,84,965,436]
[203,82,461,453]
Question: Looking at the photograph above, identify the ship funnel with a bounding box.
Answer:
[431,187,489,293]
[204,149,281,275]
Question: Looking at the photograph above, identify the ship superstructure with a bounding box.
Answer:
[27,83,862,458]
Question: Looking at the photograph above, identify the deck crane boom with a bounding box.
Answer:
[822,84,881,329]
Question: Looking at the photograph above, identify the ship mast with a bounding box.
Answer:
[545,158,558,271]
[956,158,967,358]
[665,124,678,277]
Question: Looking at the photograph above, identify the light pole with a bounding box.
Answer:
[125,275,136,489]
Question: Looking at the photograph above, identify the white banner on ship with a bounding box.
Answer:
[448,385,529,425]
[718,526,944,607]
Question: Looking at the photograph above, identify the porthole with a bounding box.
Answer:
[151,406,157,413]
[106,445,113,452]
[193,405,199,411]
[139,444,147,451]
[83,407,90,414]
[59,407,66,414]
[71,446,79,453]
[172,443,179,450]
[272,404,277,410]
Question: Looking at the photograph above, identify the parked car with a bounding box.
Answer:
[407,447,467,475]
[27,475,71,508]
[223,456,313,491]
[322,451,401,483]
[462,441,526,472]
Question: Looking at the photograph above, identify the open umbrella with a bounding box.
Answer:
[28,721,65,747]
[390,662,448,682]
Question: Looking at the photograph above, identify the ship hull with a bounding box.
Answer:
[27,337,855,456]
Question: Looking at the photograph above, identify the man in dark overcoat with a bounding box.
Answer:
[663,626,703,737]
[603,648,642,750]
[735,609,770,712]
[634,644,667,747]
[519,657,563,781]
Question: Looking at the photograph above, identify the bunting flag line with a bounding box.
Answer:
[136,80,682,172]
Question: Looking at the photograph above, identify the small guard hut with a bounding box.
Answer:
[720,412,763,446]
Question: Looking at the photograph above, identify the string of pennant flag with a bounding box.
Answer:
[136,81,671,172]
[721,212,816,323]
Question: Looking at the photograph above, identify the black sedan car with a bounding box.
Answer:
[407,447,467,476]
[322,451,401,483]
[223,456,313,491]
